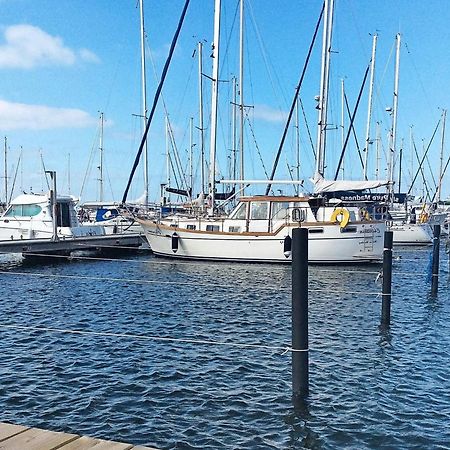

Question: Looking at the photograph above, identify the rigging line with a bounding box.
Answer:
[334,62,371,180]
[0,324,290,354]
[299,98,316,160]
[8,151,21,205]
[0,270,291,292]
[431,154,450,204]
[0,269,383,296]
[247,0,289,108]
[122,0,191,204]
[265,2,325,195]
[244,109,270,181]
[407,118,441,195]
[79,125,101,200]
[343,92,364,172]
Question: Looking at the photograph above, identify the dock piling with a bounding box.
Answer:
[431,224,441,295]
[291,227,309,402]
[381,230,393,326]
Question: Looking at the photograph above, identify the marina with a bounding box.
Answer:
[0,233,449,449]
[1,0,450,449]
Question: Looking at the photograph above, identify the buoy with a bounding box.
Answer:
[171,232,179,253]
[330,207,350,228]
[283,235,292,258]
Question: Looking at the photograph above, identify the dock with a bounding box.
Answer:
[0,233,148,257]
[0,422,158,449]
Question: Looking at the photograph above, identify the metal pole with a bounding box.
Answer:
[431,224,441,295]
[46,171,58,242]
[381,230,393,326]
[292,227,309,402]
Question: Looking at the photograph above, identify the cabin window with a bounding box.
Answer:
[5,204,42,217]
[228,226,241,232]
[230,202,247,220]
[186,224,196,230]
[250,201,269,220]
[271,202,289,221]
[308,227,324,234]
[206,225,220,232]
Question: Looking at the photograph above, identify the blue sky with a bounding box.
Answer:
[1,0,449,203]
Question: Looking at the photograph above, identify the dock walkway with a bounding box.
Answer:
[0,422,158,449]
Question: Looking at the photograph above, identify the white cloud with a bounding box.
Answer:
[0,99,97,130]
[0,24,99,69]
[253,104,287,123]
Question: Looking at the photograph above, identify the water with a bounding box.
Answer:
[0,246,449,449]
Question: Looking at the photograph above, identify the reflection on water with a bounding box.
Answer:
[0,247,449,449]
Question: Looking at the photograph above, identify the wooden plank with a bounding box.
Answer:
[0,423,29,442]
[0,426,78,450]
[60,435,133,450]
[0,423,159,450]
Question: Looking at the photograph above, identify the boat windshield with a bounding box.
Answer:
[271,202,289,221]
[4,204,42,217]
[230,202,247,219]
[250,201,269,220]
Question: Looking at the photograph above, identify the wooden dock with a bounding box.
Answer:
[0,233,148,257]
[0,422,158,449]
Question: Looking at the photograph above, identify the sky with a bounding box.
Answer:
[1,0,450,204]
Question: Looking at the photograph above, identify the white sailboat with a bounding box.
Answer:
[138,0,387,263]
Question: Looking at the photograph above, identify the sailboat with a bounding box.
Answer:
[137,0,387,263]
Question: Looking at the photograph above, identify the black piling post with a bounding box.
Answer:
[292,227,309,402]
[381,230,393,326]
[431,224,441,295]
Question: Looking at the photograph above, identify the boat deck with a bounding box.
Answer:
[0,422,158,449]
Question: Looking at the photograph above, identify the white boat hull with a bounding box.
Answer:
[390,222,432,245]
[139,220,385,263]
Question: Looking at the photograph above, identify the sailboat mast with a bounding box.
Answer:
[189,116,194,199]
[239,0,245,195]
[314,0,334,180]
[388,33,401,200]
[340,78,345,179]
[3,137,7,205]
[363,33,377,180]
[198,41,205,195]
[99,112,104,202]
[139,0,149,206]
[437,109,447,203]
[208,0,221,214]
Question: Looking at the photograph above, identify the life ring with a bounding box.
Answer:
[330,207,350,228]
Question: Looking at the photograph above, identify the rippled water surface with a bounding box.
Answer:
[0,245,449,449]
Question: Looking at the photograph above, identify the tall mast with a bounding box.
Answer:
[197,41,205,195]
[232,76,238,189]
[437,109,447,203]
[208,0,221,214]
[340,78,345,179]
[3,137,7,205]
[139,0,149,206]
[295,97,300,194]
[314,0,334,180]
[189,116,194,199]
[239,0,245,194]
[388,33,401,200]
[363,33,377,180]
[99,112,104,202]
[375,121,381,180]
[165,116,170,203]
